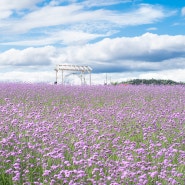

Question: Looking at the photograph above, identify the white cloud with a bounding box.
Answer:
[0,10,12,19]
[1,69,184,84]
[0,71,54,83]
[181,7,185,16]
[0,46,56,66]
[1,33,185,83]
[2,4,171,34]
[1,30,108,46]
[55,33,185,65]
[48,0,131,7]
[81,0,131,7]
[147,27,157,31]
[0,70,108,84]
[105,4,165,25]
[10,5,83,33]
[1,33,185,70]
[0,0,43,19]
[50,30,105,45]
[0,0,42,10]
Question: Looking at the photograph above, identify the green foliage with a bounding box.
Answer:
[114,79,185,85]
[0,173,13,185]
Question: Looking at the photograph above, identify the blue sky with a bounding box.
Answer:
[0,0,185,84]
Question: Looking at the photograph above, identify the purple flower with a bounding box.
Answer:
[150,171,158,178]
[43,170,51,176]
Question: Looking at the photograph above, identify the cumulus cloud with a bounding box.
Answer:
[1,33,185,73]
[0,71,54,83]
[1,33,185,82]
[55,33,185,66]
[0,46,56,66]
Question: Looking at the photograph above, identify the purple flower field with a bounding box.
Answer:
[0,83,185,185]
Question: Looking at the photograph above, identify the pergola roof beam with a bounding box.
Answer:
[56,65,92,72]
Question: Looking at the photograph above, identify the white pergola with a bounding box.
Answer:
[54,64,92,85]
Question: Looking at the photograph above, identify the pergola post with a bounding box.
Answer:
[62,70,64,85]
[55,69,58,84]
[80,71,83,85]
[89,72,91,86]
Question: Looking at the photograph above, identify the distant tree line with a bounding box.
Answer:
[112,79,185,85]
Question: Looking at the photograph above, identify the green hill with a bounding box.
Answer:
[112,79,185,85]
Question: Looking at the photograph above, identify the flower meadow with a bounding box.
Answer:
[0,83,185,185]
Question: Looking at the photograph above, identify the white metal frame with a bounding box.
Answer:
[54,64,92,85]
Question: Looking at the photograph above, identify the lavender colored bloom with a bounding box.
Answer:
[150,171,158,178]
[0,83,184,184]
[43,170,51,176]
